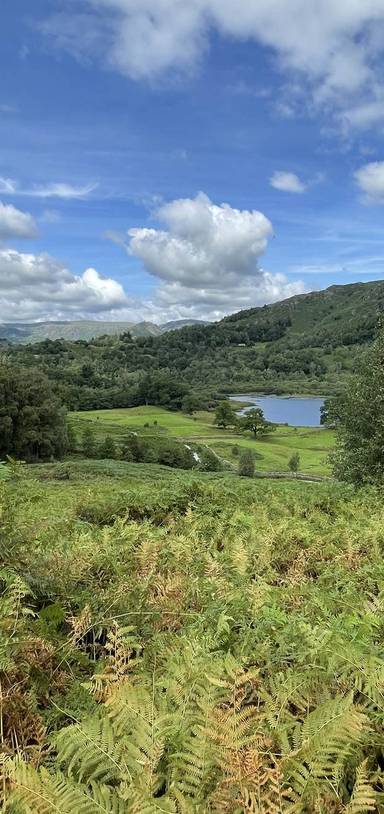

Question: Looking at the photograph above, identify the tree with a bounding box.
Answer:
[332,326,384,484]
[214,401,237,429]
[288,452,300,475]
[82,426,96,458]
[0,364,68,461]
[138,371,189,410]
[238,448,255,477]
[320,396,345,428]
[181,393,202,414]
[99,436,116,459]
[238,407,275,439]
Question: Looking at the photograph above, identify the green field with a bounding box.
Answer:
[70,405,335,476]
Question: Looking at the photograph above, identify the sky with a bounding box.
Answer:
[2,1,384,324]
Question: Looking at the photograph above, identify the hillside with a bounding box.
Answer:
[0,318,208,343]
[6,280,384,408]
[3,461,384,811]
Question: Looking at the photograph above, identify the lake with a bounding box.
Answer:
[229,394,325,427]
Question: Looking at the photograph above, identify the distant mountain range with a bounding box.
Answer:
[0,318,208,344]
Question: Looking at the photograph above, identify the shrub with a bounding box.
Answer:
[82,426,96,458]
[196,445,223,472]
[288,452,300,475]
[99,436,117,459]
[238,448,255,477]
[157,441,193,469]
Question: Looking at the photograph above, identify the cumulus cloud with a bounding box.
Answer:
[0,177,97,199]
[0,202,38,240]
[354,161,384,203]
[129,193,273,285]
[270,171,306,193]
[0,248,130,322]
[119,192,306,320]
[0,189,307,324]
[40,1,384,127]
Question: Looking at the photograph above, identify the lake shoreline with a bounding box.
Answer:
[228,392,328,400]
[229,393,325,428]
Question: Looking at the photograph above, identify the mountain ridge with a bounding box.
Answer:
[6,279,384,408]
[0,318,208,344]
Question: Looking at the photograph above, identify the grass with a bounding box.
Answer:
[70,406,335,476]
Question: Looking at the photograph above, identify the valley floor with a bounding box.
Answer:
[70,405,335,476]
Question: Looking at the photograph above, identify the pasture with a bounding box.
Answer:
[70,405,335,476]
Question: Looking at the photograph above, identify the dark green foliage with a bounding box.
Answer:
[120,433,214,471]
[7,280,384,411]
[156,440,193,468]
[214,400,237,428]
[238,447,255,477]
[332,327,384,484]
[238,406,275,438]
[288,451,300,474]
[138,370,188,410]
[0,364,68,461]
[81,425,96,458]
[181,393,204,414]
[196,444,223,471]
[98,435,116,459]
[121,433,144,462]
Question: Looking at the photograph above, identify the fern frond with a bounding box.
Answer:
[6,759,126,814]
[55,715,127,784]
[345,760,376,813]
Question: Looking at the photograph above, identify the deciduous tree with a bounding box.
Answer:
[0,364,68,461]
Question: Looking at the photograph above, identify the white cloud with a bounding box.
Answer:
[129,193,273,286]
[0,248,130,322]
[270,171,307,193]
[40,1,384,128]
[0,202,38,240]
[119,192,307,320]
[0,177,97,199]
[354,161,384,203]
[152,273,306,322]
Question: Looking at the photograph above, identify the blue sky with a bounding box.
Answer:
[2,1,384,323]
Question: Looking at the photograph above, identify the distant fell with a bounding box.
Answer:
[0,318,207,344]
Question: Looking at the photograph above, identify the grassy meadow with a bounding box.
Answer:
[70,405,335,476]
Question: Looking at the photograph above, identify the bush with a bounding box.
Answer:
[196,445,223,472]
[99,436,117,459]
[121,434,146,462]
[157,441,194,469]
[232,445,240,457]
[288,452,300,474]
[82,426,96,458]
[238,448,255,477]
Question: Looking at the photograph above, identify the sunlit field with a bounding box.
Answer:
[70,405,335,476]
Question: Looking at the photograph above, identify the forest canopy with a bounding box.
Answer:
[0,365,68,461]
